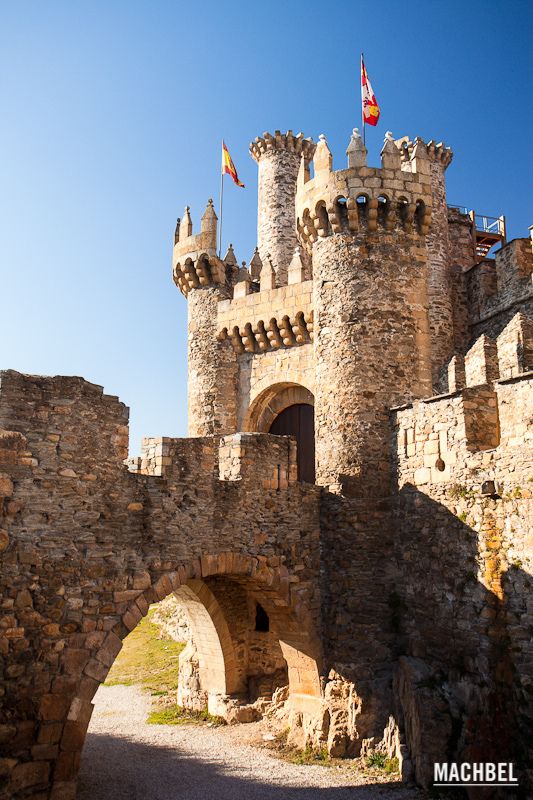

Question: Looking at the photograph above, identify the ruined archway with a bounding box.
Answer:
[44,552,322,799]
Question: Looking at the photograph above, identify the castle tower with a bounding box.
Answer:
[172,199,238,436]
[296,129,434,496]
[419,139,455,384]
[250,131,315,286]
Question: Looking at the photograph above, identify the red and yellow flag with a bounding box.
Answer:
[361,57,380,127]
[221,141,245,187]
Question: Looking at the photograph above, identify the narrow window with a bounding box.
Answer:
[255,602,269,632]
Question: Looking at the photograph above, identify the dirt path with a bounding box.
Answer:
[78,685,425,800]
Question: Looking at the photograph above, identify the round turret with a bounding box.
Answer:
[250,131,315,286]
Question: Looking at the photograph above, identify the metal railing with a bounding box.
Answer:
[473,214,506,236]
[447,205,506,238]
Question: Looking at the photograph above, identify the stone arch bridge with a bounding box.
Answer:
[0,371,323,800]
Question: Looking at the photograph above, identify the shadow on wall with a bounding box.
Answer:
[319,483,530,795]
[78,732,405,800]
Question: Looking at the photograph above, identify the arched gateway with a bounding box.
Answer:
[0,371,323,800]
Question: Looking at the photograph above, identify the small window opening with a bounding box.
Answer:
[335,197,348,230]
[255,602,269,632]
[377,195,389,227]
[415,199,426,233]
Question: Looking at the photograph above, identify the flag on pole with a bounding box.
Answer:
[221,141,245,187]
[361,56,380,127]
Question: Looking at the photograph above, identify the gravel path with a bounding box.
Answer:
[78,685,425,800]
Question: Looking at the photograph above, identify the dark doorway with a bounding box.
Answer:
[269,403,315,483]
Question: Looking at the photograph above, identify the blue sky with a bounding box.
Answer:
[1,0,531,451]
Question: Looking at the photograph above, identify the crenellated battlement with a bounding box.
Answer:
[172,199,228,297]
[249,130,316,163]
[295,130,437,253]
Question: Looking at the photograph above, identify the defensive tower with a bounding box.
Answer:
[295,129,437,494]
[250,131,315,286]
[172,199,238,436]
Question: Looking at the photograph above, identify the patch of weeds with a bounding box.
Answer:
[366,751,386,768]
[512,559,523,569]
[512,486,523,498]
[458,511,468,523]
[147,705,226,726]
[384,756,399,774]
[290,745,330,766]
[365,752,399,774]
[449,483,470,500]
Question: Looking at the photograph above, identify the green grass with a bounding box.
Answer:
[147,705,226,726]
[104,607,184,693]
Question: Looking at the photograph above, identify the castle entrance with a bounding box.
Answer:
[269,403,315,483]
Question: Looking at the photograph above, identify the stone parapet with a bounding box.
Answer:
[295,131,433,255]
[217,280,313,354]
[249,130,315,163]
[172,200,228,298]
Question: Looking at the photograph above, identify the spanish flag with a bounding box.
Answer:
[361,56,380,127]
[221,141,245,187]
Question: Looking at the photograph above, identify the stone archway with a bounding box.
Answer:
[244,384,316,483]
[244,382,314,433]
[43,552,322,800]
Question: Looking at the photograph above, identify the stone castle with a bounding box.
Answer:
[0,126,531,799]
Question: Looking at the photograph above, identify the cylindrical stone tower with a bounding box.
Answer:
[250,131,315,286]
[172,200,238,436]
[422,140,455,385]
[296,131,434,496]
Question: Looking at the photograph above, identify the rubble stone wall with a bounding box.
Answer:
[0,370,323,800]
[392,372,533,786]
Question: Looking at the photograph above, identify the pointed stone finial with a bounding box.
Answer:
[260,254,276,290]
[249,247,263,281]
[346,127,367,168]
[223,243,238,266]
[410,136,431,176]
[201,197,218,233]
[179,206,193,239]
[174,217,181,245]
[314,133,332,174]
[381,131,401,169]
[233,262,252,298]
[288,246,305,285]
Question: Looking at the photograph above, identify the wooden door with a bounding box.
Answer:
[269,403,315,483]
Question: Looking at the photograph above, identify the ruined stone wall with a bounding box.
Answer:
[0,371,323,800]
[391,373,533,788]
[467,237,533,341]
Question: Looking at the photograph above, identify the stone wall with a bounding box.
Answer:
[0,370,323,800]
[391,371,533,787]
[467,237,533,341]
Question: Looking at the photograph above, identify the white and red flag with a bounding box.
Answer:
[361,56,380,127]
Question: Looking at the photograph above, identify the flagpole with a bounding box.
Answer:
[361,52,366,148]
[218,143,224,258]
